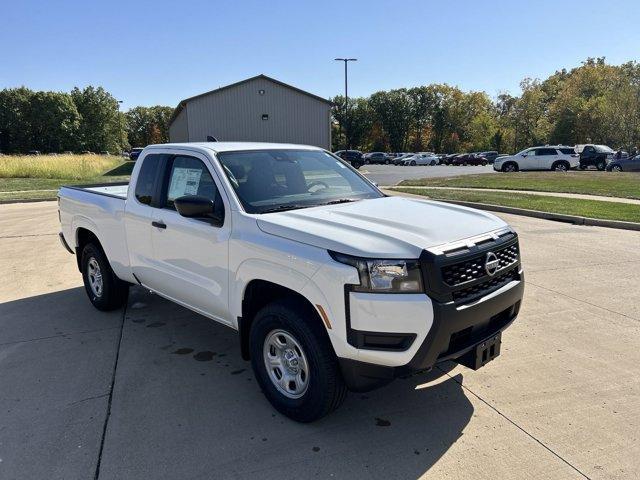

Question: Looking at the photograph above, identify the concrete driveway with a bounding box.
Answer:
[1,201,638,480]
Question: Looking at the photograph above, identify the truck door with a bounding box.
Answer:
[148,153,231,325]
[124,153,169,286]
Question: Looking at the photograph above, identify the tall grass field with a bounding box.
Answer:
[0,154,123,180]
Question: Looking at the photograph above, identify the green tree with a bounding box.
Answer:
[125,105,173,147]
[28,91,80,152]
[71,86,126,153]
[0,87,34,153]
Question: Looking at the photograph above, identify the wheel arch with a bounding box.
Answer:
[238,279,328,361]
[75,227,104,272]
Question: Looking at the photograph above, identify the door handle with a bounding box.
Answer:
[151,221,166,229]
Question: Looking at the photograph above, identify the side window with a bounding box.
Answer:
[538,148,557,156]
[164,155,218,210]
[135,154,163,205]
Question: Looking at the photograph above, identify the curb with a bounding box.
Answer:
[385,189,640,232]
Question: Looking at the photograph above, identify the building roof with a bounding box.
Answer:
[168,74,333,126]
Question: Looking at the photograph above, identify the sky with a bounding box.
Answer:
[2,0,639,111]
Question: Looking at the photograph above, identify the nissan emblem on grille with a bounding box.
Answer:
[484,252,500,276]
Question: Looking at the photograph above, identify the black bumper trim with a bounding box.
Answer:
[338,276,524,392]
[58,232,74,254]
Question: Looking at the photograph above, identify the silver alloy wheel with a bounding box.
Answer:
[504,163,516,172]
[263,329,310,399]
[554,163,568,171]
[612,165,622,172]
[87,257,103,298]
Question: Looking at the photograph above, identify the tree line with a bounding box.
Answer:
[0,86,173,154]
[332,58,640,154]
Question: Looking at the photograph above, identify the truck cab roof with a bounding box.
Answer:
[145,142,322,154]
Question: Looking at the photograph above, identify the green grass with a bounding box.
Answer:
[0,154,124,179]
[392,187,640,223]
[398,172,640,200]
[0,154,131,201]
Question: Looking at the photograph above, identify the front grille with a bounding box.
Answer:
[442,243,519,287]
[452,269,519,303]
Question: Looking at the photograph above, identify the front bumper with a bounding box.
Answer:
[339,276,523,391]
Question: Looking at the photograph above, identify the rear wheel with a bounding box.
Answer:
[384,159,390,165]
[611,164,622,172]
[410,160,416,166]
[552,161,569,172]
[596,160,606,171]
[81,243,129,311]
[249,298,347,422]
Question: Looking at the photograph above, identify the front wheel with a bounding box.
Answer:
[611,164,622,172]
[410,160,416,166]
[249,299,347,422]
[81,243,129,311]
[502,162,518,172]
[596,160,606,171]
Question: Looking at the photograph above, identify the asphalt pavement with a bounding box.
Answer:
[361,164,494,186]
[1,200,639,480]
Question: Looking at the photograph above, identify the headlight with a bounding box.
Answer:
[330,252,424,293]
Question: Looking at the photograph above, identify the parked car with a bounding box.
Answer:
[393,153,415,165]
[58,142,524,422]
[363,152,392,165]
[28,150,41,155]
[129,147,144,161]
[579,144,615,170]
[606,154,640,172]
[493,146,579,172]
[452,153,488,166]
[403,153,439,166]
[474,151,499,164]
[440,153,459,165]
[334,150,364,169]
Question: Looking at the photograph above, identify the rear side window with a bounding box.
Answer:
[135,154,163,205]
[559,148,575,154]
[536,148,557,156]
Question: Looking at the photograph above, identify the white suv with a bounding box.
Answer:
[494,146,578,172]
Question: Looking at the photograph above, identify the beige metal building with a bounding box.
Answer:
[168,75,332,149]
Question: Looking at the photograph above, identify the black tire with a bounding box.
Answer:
[384,159,390,165]
[364,159,370,165]
[81,243,129,311]
[502,162,518,173]
[611,164,622,172]
[410,160,416,166]
[249,298,347,422]
[596,160,606,171]
[481,160,488,166]
[579,164,587,170]
[551,161,569,172]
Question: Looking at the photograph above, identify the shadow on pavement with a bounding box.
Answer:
[98,287,474,480]
[0,286,474,479]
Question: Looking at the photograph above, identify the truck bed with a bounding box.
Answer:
[62,182,129,199]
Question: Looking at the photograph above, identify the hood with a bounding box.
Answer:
[256,196,508,258]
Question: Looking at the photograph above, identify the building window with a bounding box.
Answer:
[261,114,269,121]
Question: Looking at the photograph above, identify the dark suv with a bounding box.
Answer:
[363,152,391,165]
[334,150,364,169]
[579,145,614,170]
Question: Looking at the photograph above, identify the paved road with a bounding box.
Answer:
[1,201,639,479]
[361,164,495,186]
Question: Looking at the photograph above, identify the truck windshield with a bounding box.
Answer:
[216,149,383,213]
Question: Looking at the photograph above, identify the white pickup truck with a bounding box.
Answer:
[58,142,524,422]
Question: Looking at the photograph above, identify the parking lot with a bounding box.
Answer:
[360,164,494,186]
[1,200,639,480]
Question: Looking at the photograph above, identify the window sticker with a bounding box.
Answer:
[168,167,203,200]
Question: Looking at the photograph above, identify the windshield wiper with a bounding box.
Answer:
[259,204,311,214]
[323,198,360,205]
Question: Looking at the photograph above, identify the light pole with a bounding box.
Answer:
[334,58,357,150]
[116,100,124,154]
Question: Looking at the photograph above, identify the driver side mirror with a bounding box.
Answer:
[174,195,224,226]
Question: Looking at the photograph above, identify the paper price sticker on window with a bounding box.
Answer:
[168,167,203,200]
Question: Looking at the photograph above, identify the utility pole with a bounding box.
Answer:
[334,58,357,150]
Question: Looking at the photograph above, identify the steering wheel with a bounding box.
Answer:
[307,180,330,193]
